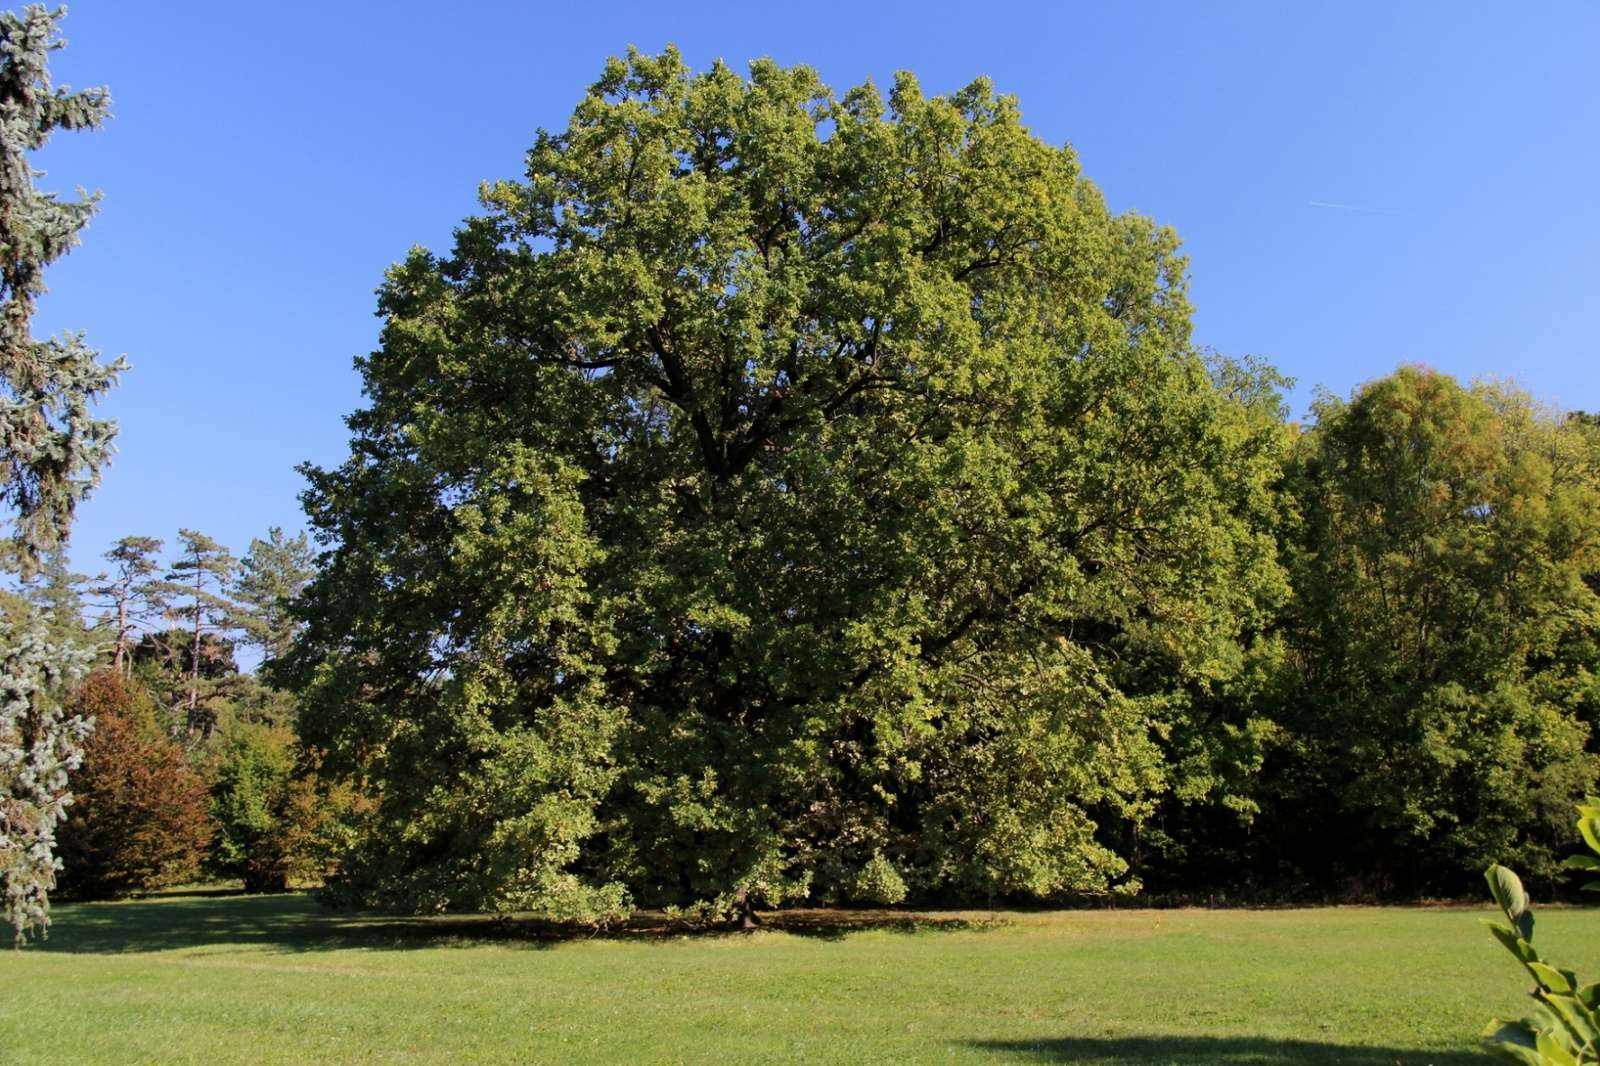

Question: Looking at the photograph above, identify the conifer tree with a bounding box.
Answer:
[23,548,87,648]
[87,536,163,676]
[53,671,212,899]
[0,4,118,941]
[232,527,313,667]
[0,5,119,567]
[155,530,234,735]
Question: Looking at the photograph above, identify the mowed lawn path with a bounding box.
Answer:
[1,894,1588,1065]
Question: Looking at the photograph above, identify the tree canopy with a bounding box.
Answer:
[1143,369,1600,897]
[289,48,1288,920]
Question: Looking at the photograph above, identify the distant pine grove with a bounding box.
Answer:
[7,39,1600,929]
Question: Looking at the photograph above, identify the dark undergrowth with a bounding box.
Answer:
[31,891,1012,954]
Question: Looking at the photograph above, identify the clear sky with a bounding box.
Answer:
[30,0,1600,573]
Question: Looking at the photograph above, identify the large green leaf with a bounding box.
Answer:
[1567,856,1600,871]
[1490,865,1530,919]
[1536,1029,1579,1066]
[1543,994,1600,1047]
[1532,963,1575,995]
[1579,818,1600,856]
[1482,1019,1543,1066]
[1485,920,1543,965]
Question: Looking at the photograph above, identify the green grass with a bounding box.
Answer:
[0,893,1589,1065]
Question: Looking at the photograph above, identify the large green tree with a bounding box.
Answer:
[1156,368,1600,897]
[289,49,1285,921]
[0,4,118,941]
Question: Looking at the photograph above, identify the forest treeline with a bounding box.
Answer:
[5,30,1600,930]
[36,361,1600,913]
[1,528,358,898]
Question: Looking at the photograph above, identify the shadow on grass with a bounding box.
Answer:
[32,893,1004,955]
[970,1036,1486,1066]
[758,908,1007,940]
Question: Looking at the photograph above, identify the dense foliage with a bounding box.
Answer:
[42,525,343,901]
[4,44,1590,926]
[289,48,1287,920]
[209,723,351,893]
[1148,371,1600,898]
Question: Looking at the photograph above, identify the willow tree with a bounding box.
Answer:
[0,4,120,941]
[289,49,1286,922]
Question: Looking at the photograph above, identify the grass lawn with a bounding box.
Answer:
[0,893,1587,1065]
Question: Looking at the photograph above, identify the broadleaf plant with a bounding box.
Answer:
[1483,799,1600,1065]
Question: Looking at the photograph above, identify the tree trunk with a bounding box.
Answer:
[737,887,761,930]
[114,581,133,677]
[187,572,202,735]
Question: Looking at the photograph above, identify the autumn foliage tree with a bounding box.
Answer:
[54,671,211,899]
[208,724,352,893]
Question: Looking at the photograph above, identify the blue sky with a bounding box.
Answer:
[31,1,1600,572]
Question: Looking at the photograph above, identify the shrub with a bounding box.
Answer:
[209,725,352,893]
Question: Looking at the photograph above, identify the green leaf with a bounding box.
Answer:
[1542,993,1599,1046]
[1578,983,1600,1012]
[1536,1028,1579,1066]
[1480,1019,1542,1066]
[1566,855,1600,871]
[1484,920,1542,964]
[1583,882,1600,893]
[1489,865,1530,919]
[1578,817,1600,856]
[1530,962,1574,995]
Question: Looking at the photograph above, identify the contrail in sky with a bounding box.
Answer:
[1309,200,1386,213]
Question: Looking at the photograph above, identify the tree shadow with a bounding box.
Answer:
[30,894,1007,955]
[968,1036,1487,1066]
[34,893,603,954]
[760,908,1008,940]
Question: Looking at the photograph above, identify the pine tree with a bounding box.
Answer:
[232,527,313,667]
[87,536,163,676]
[24,549,89,649]
[154,530,234,735]
[0,5,118,942]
